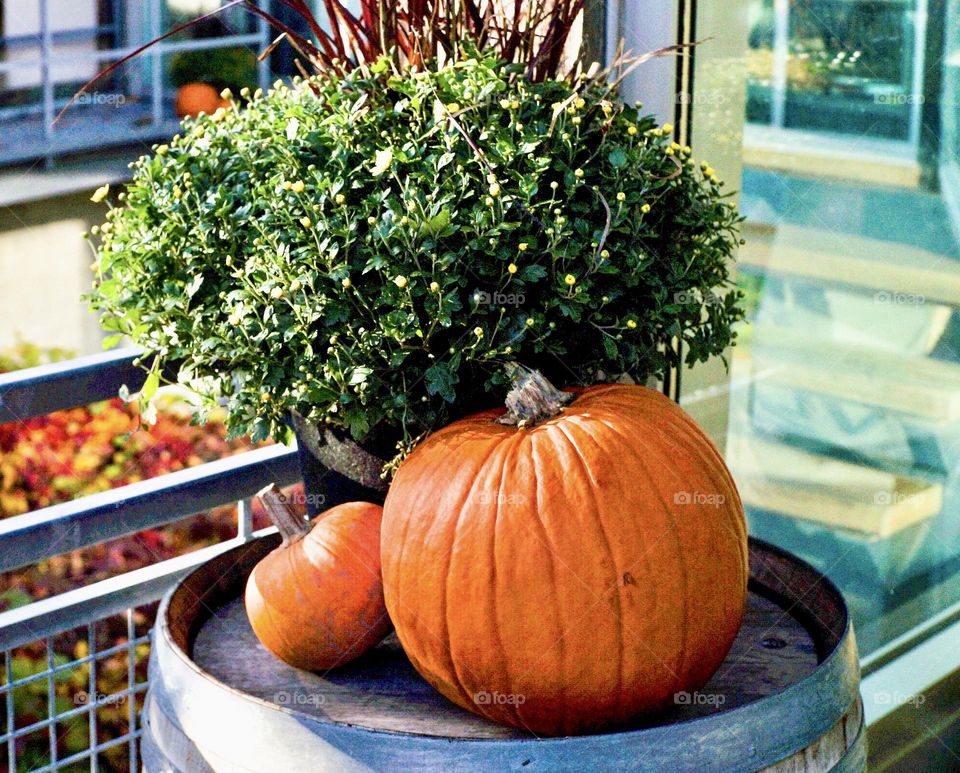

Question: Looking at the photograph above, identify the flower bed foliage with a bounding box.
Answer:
[88,53,743,453]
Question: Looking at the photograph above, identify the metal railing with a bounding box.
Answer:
[0,349,301,771]
[0,0,272,168]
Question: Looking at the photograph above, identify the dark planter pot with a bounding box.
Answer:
[289,411,389,517]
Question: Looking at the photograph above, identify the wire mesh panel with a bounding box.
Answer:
[1,608,150,773]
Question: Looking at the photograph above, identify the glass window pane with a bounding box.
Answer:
[695,0,960,662]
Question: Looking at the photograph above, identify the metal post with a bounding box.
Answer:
[605,0,623,67]
[771,0,789,128]
[238,497,255,541]
[46,639,57,768]
[88,624,99,773]
[257,14,271,93]
[909,0,929,150]
[150,0,163,126]
[5,650,15,773]
[40,0,55,168]
[126,609,137,772]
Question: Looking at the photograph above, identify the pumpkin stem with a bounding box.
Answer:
[257,484,311,547]
[497,362,575,428]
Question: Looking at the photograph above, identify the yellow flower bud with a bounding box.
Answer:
[291,180,305,193]
[627,319,638,329]
[430,281,440,292]
[90,184,110,203]
[394,275,408,289]
[300,216,312,228]
[627,126,638,136]
[342,277,352,289]
[564,274,576,286]
[616,191,626,202]
[335,193,346,205]
[508,263,518,274]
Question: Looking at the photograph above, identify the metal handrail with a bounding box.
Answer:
[0,443,300,574]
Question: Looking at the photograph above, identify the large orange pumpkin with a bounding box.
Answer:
[381,368,748,736]
[245,485,391,671]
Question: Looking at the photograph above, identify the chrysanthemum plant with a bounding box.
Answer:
[83,0,744,468]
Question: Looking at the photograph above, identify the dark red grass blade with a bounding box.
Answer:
[54,0,247,125]
[240,2,333,65]
[527,0,587,80]
[324,0,373,62]
[273,0,328,46]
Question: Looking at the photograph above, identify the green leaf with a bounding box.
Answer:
[425,362,458,402]
[185,274,205,298]
[603,335,618,359]
[141,369,160,401]
[608,148,628,168]
[101,334,124,350]
[349,366,373,385]
[423,208,451,235]
[520,264,548,282]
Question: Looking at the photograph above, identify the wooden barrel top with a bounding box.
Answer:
[142,537,865,772]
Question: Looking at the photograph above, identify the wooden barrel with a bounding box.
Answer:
[141,538,865,772]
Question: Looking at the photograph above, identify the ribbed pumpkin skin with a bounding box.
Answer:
[245,502,390,671]
[381,384,748,736]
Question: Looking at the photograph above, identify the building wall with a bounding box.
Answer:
[0,191,104,355]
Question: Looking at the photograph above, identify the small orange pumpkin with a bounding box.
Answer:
[174,82,227,118]
[245,485,390,671]
[381,367,748,736]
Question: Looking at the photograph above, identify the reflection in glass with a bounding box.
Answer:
[747,0,919,141]
[730,0,960,656]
